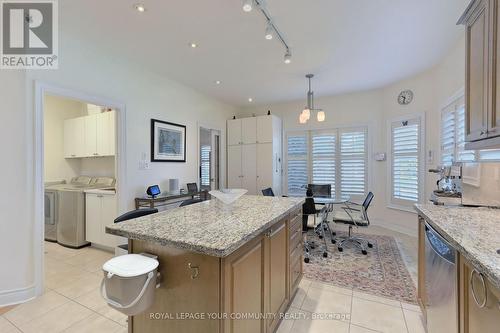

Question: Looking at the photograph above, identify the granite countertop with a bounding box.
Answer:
[106,195,304,257]
[415,204,500,289]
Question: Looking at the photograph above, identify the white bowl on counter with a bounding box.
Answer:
[209,189,247,205]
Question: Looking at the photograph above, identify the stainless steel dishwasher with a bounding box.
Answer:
[425,222,458,333]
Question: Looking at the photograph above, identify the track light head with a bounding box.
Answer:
[265,22,274,40]
[284,51,292,64]
[242,0,253,12]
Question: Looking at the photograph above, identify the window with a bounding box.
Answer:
[286,127,368,199]
[440,95,500,164]
[200,145,211,187]
[390,116,423,208]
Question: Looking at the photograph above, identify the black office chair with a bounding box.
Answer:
[307,184,335,241]
[114,208,158,252]
[332,192,374,255]
[179,198,204,207]
[308,184,331,198]
[303,189,328,261]
[262,188,275,196]
[187,183,198,193]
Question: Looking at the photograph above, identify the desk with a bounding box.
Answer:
[135,190,209,210]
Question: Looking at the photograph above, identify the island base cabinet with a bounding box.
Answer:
[128,209,302,333]
[460,255,500,333]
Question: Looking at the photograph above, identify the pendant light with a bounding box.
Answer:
[299,74,325,124]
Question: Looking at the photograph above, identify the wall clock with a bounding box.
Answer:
[397,90,413,105]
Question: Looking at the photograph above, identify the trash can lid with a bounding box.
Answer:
[103,254,159,278]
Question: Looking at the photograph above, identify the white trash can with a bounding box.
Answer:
[101,253,160,316]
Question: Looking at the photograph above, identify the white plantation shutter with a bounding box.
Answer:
[441,105,455,166]
[200,145,211,186]
[340,129,367,199]
[311,131,336,197]
[456,103,476,162]
[391,118,421,205]
[287,133,308,196]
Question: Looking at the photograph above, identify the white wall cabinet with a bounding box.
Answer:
[63,117,86,158]
[86,191,121,248]
[227,115,282,195]
[64,111,115,158]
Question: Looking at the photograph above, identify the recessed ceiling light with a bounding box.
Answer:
[215,80,221,85]
[133,3,146,12]
[248,98,253,102]
[190,42,198,48]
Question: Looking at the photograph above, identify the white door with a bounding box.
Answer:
[227,119,242,146]
[241,117,257,144]
[257,115,273,143]
[85,193,102,244]
[257,143,273,193]
[85,114,98,157]
[101,194,118,247]
[242,144,257,194]
[96,113,109,156]
[227,145,242,188]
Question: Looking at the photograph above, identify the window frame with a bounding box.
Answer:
[284,125,370,200]
[387,113,425,213]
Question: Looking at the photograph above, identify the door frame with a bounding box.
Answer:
[197,122,224,190]
[33,81,127,296]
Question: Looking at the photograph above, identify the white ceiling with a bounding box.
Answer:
[61,0,470,106]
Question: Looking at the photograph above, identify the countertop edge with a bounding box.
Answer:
[106,200,304,258]
[414,204,500,290]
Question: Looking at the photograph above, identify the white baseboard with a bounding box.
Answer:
[371,218,417,237]
[0,284,37,307]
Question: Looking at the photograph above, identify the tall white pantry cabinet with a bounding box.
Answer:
[227,114,282,195]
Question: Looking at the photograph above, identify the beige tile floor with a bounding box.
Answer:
[0,225,423,333]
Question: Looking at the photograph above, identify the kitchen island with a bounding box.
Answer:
[106,195,304,333]
[415,204,500,333]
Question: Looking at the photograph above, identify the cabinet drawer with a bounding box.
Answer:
[289,214,301,232]
[290,239,302,264]
[289,226,301,254]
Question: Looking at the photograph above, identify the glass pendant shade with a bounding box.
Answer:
[317,111,325,122]
[302,108,311,120]
[299,112,307,124]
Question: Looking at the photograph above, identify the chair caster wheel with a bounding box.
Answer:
[368,243,373,248]
[322,252,328,258]
[310,245,315,249]
[362,250,368,255]
[338,247,343,252]
[318,235,323,239]
[331,239,336,244]
[304,257,310,263]
[332,232,337,236]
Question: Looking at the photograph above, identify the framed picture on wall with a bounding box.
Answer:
[151,119,186,162]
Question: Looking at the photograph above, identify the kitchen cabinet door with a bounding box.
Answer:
[227,145,242,189]
[85,114,98,156]
[241,117,257,144]
[96,113,111,156]
[227,119,242,146]
[256,115,273,143]
[64,117,85,158]
[85,193,101,244]
[223,235,265,333]
[256,143,273,193]
[108,111,116,156]
[101,194,118,247]
[265,220,288,332]
[464,0,489,141]
[241,144,257,194]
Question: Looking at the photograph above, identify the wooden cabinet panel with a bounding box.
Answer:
[227,119,242,146]
[227,145,242,189]
[223,236,265,333]
[465,0,489,141]
[257,115,273,143]
[256,143,273,193]
[492,0,500,136]
[241,117,257,144]
[266,221,288,332]
[241,144,257,194]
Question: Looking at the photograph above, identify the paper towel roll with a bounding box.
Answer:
[169,179,179,194]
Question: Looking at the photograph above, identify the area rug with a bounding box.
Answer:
[304,230,417,304]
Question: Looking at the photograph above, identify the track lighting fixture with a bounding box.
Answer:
[265,22,274,40]
[284,51,292,64]
[242,0,253,12]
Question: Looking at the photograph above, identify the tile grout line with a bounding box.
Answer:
[401,306,411,333]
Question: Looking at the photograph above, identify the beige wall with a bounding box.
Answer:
[237,36,466,236]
